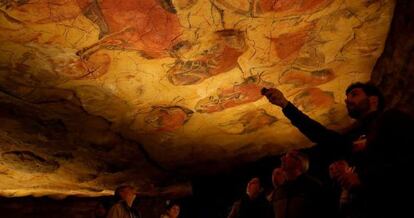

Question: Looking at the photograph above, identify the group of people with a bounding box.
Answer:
[228,150,323,218]
[104,81,412,218]
[103,185,180,218]
[228,81,413,218]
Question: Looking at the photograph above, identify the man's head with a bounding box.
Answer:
[345,82,385,119]
[114,185,136,206]
[328,160,352,181]
[165,200,180,218]
[246,177,262,199]
[272,167,287,187]
[281,150,309,176]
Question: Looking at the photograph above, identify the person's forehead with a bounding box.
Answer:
[273,168,283,174]
[123,186,135,192]
[285,152,300,159]
[348,87,365,95]
[329,164,339,170]
[333,160,347,166]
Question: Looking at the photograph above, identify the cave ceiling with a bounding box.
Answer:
[0,0,394,197]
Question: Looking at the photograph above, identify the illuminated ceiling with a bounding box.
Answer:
[0,0,394,197]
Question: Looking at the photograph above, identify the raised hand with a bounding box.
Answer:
[261,87,289,108]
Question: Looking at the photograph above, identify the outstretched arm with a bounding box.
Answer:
[263,88,352,157]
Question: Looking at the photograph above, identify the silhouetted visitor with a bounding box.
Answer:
[262,82,414,217]
[228,177,273,218]
[107,185,141,218]
[160,200,180,218]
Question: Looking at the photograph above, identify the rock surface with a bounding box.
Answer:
[0,0,397,197]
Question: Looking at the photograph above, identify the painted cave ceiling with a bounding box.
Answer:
[0,0,394,197]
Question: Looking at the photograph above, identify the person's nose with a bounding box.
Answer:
[344,98,349,104]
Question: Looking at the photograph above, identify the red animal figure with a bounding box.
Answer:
[76,0,183,58]
[167,29,246,85]
[279,68,335,88]
[63,51,111,79]
[270,24,315,62]
[0,0,84,24]
[221,109,278,134]
[257,0,334,15]
[144,105,193,132]
[292,87,335,112]
[195,75,274,113]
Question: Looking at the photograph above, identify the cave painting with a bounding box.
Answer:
[195,75,274,113]
[172,0,198,10]
[76,0,183,58]
[220,109,277,134]
[0,0,83,24]
[59,50,112,80]
[14,47,110,83]
[292,87,335,112]
[1,151,59,173]
[167,29,246,85]
[0,0,395,197]
[213,0,334,16]
[257,0,334,15]
[73,51,111,79]
[0,45,91,88]
[279,68,335,88]
[145,106,194,132]
[270,24,315,62]
[211,0,253,15]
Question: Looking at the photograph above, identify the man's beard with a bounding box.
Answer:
[347,98,370,119]
[348,107,362,119]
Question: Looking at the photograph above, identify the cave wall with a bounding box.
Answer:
[0,0,396,197]
[0,0,413,217]
[0,196,112,218]
[0,196,195,218]
[371,0,414,115]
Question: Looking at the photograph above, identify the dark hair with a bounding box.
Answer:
[114,185,132,201]
[283,150,309,172]
[165,199,180,210]
[346,82,385,111]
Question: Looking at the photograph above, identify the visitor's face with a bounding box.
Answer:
[329,161,349,179]
[247,177,261,198]
[272,168,286,187]
[168,205,180,218]
[121,187,136,202]
[345,88,371,119]
[281,151,300,172]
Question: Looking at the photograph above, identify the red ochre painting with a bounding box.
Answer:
[0,0,396,196]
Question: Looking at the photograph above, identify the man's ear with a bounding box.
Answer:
[368,96,379,110]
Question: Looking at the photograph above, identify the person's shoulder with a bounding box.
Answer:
[107,201,125,218]
[109,201,123,210]
[380,108,413,124]
[382,108,412,117]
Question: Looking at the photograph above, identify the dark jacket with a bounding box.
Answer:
[271,174,322,218]
[228,193,273,218]
[107,201,141,218]
[282,102,413,218]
